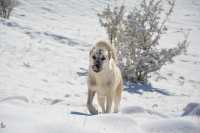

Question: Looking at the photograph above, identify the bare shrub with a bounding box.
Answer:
[98,0,189,83]
[0,0,17,19]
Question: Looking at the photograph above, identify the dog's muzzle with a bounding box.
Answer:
[92,64,101,73]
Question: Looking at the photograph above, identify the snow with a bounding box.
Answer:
[0,0,200,133]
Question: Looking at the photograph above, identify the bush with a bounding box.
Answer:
[0,0,17,19]
[98,0,189,83]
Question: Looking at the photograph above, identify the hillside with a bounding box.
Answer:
[0,0,200,133]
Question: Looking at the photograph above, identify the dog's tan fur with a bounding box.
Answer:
[87,41,123,114]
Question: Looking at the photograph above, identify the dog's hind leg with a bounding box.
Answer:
[106,93,113,113]
[114,81,123,113]
[114,94,121,113]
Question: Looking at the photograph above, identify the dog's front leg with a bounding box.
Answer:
[106,93,113,113]
[87,89,98,115]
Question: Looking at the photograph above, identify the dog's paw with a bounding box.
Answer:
[87,104,98,115]
[90,108,98,115]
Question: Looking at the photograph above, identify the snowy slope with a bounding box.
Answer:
[0,0,200,133]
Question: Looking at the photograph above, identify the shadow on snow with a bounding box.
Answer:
[124,82,174,96]
[70,111,92,116]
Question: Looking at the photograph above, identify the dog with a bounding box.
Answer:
[87,40,123,114]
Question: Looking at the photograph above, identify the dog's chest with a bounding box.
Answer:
[94,72,114,92]
[96,77,112,87]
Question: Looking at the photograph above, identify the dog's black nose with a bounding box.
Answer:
[95,64,100,69]
[95,60,101,68]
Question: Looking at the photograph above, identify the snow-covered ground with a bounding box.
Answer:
[0,0,200,133]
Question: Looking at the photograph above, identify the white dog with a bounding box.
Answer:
[87,41,123,114]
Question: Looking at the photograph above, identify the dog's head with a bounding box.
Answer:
[89,41,116,73]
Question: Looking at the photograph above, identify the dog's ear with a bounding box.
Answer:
[89,47,95,56]
[108,48,117,61]
[108,50,113,60]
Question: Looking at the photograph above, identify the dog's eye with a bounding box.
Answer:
[92,55,96,60]
[101,56,106,61]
